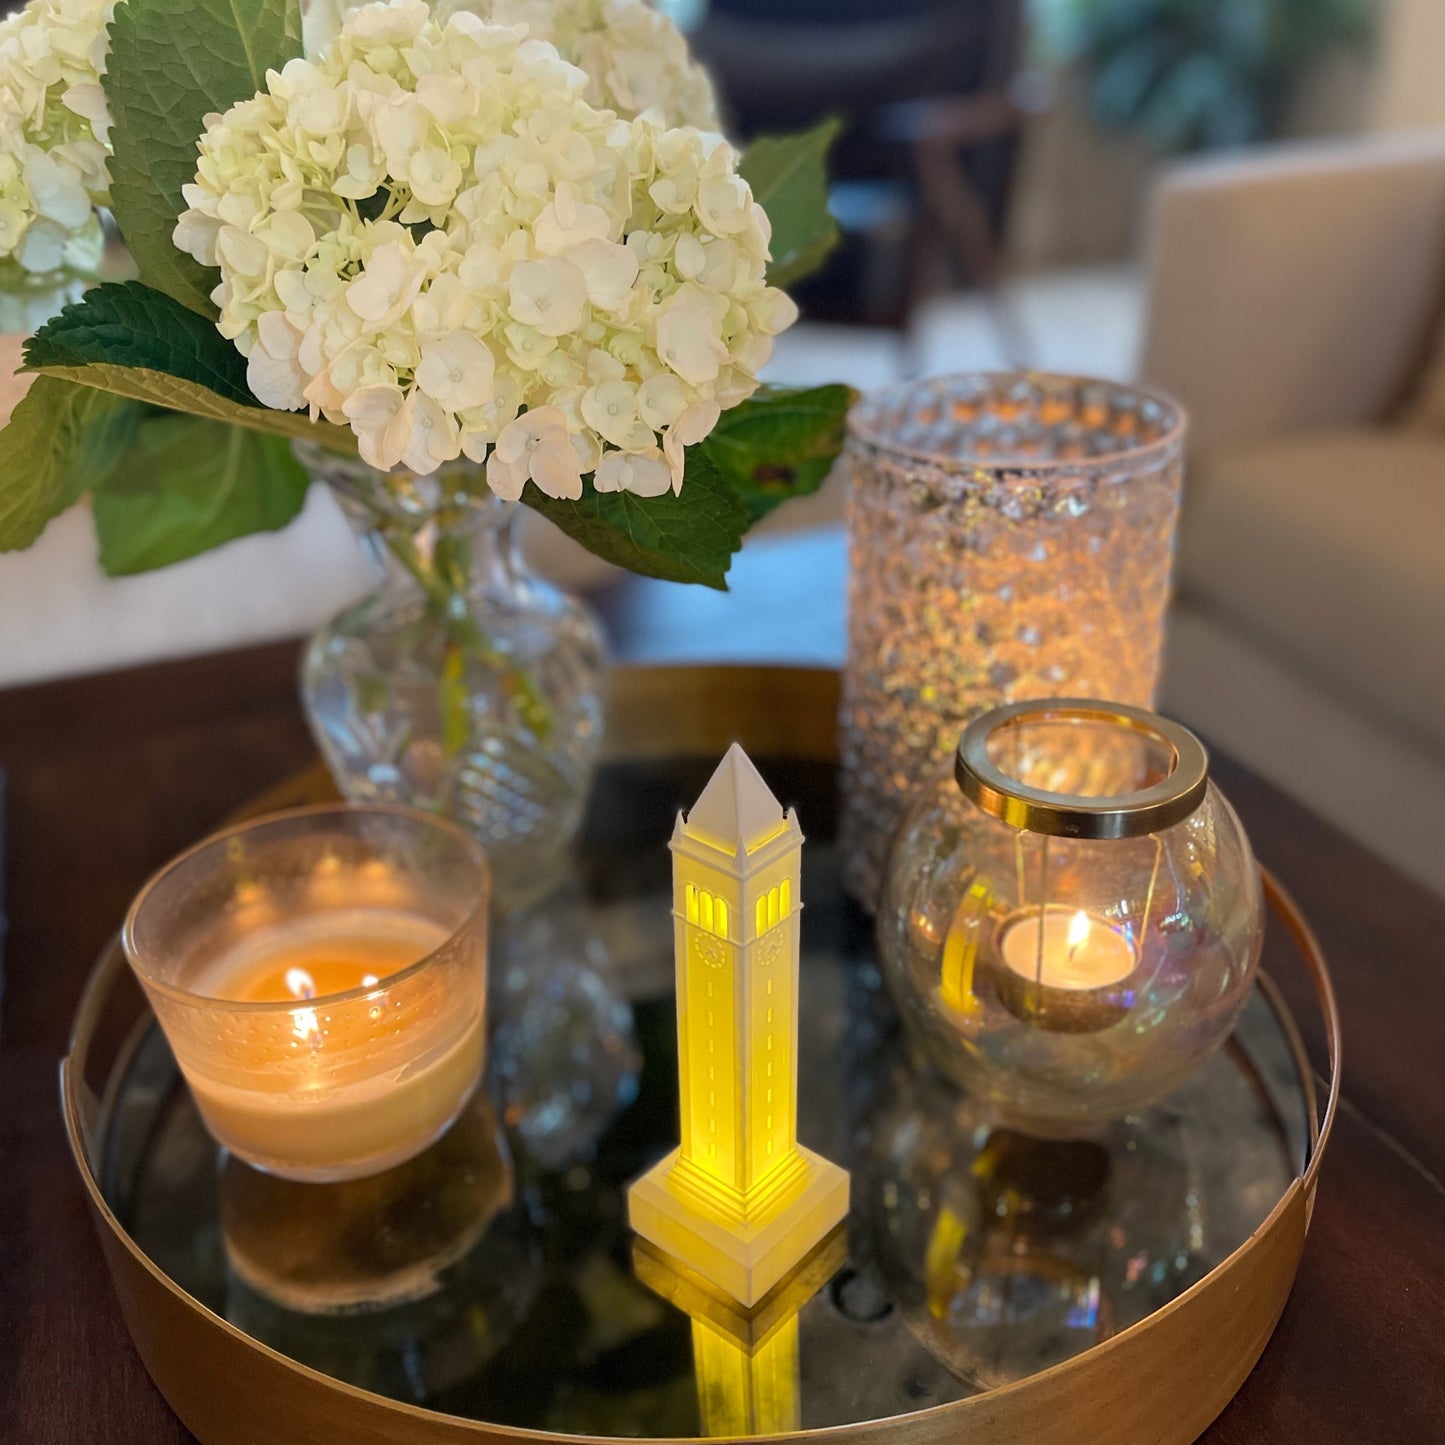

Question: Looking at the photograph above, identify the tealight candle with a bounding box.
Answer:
[993,905,1137,1033]
[124,806,489,1183]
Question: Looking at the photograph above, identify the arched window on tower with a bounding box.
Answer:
[755,883,791,938]
[686,883,729,939]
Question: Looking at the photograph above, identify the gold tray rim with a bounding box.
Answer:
[60,663,1342,1445]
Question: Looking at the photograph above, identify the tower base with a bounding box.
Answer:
[628,1146,850,1307]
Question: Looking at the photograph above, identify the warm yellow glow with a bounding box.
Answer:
[686,883,730,937]
[925,1201,971,1319]
[692,1316,799,1437]
[999,906,1137,990]
[284,966,317,999]
[628,744,850,1307]
[940,881,991,1016]
[682,926,739,1185]
[632,1228,845,1440]
[176,910,481,1178]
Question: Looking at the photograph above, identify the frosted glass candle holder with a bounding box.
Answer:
[841,372,1185,907]
[123,805,490,1182]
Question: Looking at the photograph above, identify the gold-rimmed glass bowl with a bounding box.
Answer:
[879,699,1263,1136]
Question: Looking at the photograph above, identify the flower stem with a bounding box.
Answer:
[384,530,554,744]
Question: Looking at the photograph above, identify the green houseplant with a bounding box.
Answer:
[1054,0,1373,151]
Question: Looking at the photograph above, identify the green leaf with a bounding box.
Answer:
[30,360,355,446]
[522,450,748,590]
[740,119,842,289]
[701,383,854,525]
[104,0,303,313]
[92,414,311,574]
[26,280,253,400]
[23,280,358,452]
[0,378,141,551]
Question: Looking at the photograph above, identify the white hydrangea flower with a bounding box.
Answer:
[304,0,720,131]
[176,1,796,497]
[0,0,113,289]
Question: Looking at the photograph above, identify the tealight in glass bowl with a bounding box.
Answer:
[878,699,1263,1137]
[123,804,490,1183]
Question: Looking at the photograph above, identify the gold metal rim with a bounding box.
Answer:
[955,698,1211,839]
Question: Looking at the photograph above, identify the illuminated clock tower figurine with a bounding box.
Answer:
[628,744,850,1307]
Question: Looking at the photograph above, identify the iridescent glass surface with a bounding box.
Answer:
[879,706,1265,1136]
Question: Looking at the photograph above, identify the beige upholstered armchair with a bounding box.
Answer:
[1144,132,1445,893]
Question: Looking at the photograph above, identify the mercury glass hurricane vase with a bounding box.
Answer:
[840,373,1185,908]
[300,448,606,909]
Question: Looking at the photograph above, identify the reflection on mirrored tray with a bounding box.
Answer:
[101,843,1305,1439]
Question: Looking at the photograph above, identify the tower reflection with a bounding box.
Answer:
[633,1227,848,1436]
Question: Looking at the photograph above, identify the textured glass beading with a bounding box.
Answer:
[488,878,642,1169]
[840,373,1185,906]
[299,449,606,909]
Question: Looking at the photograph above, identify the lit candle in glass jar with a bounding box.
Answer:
[125,807,490,1183]
[994,905,1137,1033]
[200,910,445,1008]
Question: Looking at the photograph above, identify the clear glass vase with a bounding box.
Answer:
[299,449,607,908]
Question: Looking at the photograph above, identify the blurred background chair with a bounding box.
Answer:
[1147,131,1445,894]
[688,0,1027,336]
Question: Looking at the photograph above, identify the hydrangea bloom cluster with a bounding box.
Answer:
[303,0,719,131]
[175,2,795,494]
[0,0,112,287]
[467,0,719,131]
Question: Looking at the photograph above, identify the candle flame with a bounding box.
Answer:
[285,966,318,1000]
[362,973,379,988]
[1067,910,1090,952]
[285,969,323,1046]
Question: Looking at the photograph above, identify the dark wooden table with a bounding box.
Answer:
[1,638,1442,1444]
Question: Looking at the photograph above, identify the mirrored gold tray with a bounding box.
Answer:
[62,666,1340,1445]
